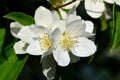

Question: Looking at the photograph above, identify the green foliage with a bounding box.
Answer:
[0,28,5,54]
[111,10,120,52]
[4,12,35,26]
[0,12,35,80]
[0,44,28,80]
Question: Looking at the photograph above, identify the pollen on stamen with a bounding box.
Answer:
[39,32,52,51]
[60,33,78,50]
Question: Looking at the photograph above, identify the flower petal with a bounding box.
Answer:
[34,6,53,27]
[62,0,80,9]
[29,25,51,37]
[18,26,37,44]
[66,6,81,24]
[66,20,86,37]
[71,37,96,57]
[82,21,95,37]
[52,20,65,32]
[115,0,120,6]
[66,14,81,24]
[82,32,95,38]
[52,11,60,22]
[104,0,114,4]
[68,5,77,15]
[85,21,94,33]
[41,54,56,80]
[14,41,27,54]
[52,28,62,48]
[26,40,43,55]
[85,0,105,18]
[10,22,23,38]
[53,45,70,66]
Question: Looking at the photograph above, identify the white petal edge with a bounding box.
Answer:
[26,40,43,55]
[66,20,86,37]
[85,21,94,33]
[86,11,103,18]
[71,37,96,57]
[66,14,81,24]
[115,0,120,6]
[34,6,53,28]
[82,21,95,37]
[29,25,51,37]
[14,41,27,54]
[52,20,65,32]
[18,26,37,44]
[82,32,95,38]
[10,22,23,38]
[53,45,70,66]
[85,0,105,18]
[52,11,60,22]
[104,0,114,4]
[52,28,62,48]
[68,5,77,15]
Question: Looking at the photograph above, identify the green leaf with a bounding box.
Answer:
[110,11,120,52]
[1,11,35,79]
[0,28,5,55]
[0,44,28,80]
[4,12,35,26]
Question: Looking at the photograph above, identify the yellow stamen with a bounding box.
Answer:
[39,32,52,51]
[60,33,78,50]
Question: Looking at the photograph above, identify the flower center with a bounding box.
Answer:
[39,32,52,51]
[60,33,78,50]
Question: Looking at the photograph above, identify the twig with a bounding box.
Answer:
[50,0,77,10]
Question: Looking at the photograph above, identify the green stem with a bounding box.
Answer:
[59,76,61,80]
[110,3,116,52]
[88,54,95,64]
[112,3,116,40]
[57,10,63,20]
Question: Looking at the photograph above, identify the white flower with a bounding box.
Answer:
[66,6,95,37]
[85,0,114,18]
[10,6,61,54]
[34,6,60,31]
[10,22,54,56]
[10,6,63,80]
[52,15,97,66]
[10,22,55,80]
[17,25,54,56]
[114,0,120,5]
[41,5,96,79]
[10,5,96,80]
[10,22,28,54]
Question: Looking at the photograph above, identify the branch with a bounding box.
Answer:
[50,0,77,10]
